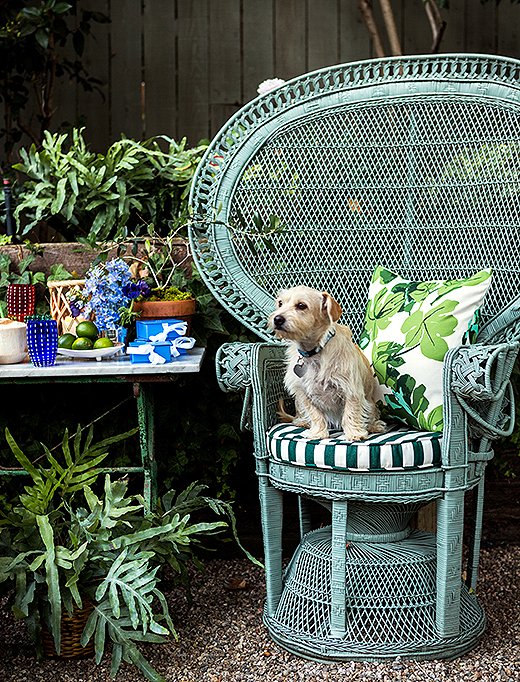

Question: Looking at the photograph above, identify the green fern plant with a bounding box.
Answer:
[0,426,235,681]
[12,128,208,242]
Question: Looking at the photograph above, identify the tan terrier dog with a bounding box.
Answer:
[269,286,385,441]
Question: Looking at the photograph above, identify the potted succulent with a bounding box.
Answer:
[0,425,240,681]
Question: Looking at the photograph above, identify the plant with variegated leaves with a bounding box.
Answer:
[0,426,239,681]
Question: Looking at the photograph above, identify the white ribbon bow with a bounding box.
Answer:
[127,343,166,365]
[170,336,196,358]
[149,321,188,343]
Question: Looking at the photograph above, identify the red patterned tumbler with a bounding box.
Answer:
[7,283,35,322]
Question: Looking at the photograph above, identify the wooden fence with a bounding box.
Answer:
[17,0,520,150]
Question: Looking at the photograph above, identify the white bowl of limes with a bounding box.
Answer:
[57,322,123,361]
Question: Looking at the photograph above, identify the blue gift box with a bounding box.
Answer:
[127,340,172,364]
[135,318,187,343]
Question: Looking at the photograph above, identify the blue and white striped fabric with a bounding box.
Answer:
[267,424,442,472]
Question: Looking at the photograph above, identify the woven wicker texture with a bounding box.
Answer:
[47,279,85,335]
[267,526,485,660]
[41,601,94,658]
[189,55,520,662]
[190,54,520,342]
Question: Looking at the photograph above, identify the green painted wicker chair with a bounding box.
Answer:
[188,54,520,661]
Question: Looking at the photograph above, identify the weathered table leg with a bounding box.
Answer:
[134,382,157,510]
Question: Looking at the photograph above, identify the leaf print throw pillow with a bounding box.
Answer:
[360,266,493,432]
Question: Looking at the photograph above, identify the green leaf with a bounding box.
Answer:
[35,28,49,49]
[81,608,98,647]
[54,2,73,14]
[364,287,405,339]
[51,177,68,214]
[36,516,61,654]
[111,643,123,678]
[371,341,405,386]
[375,266,398,285]
[401,300,458,361]
[5,429,42,483]
[436,269,492,300]
[425,405,443,432]
[94,609,107,664]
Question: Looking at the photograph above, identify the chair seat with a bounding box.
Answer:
[267,424,442,472]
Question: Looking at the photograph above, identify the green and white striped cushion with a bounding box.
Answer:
[267,424,442,471]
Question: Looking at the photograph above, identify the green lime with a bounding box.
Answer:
[75,321,99,340]
[93,337,114,349]
[58,333,76,349]
[71,336,94,351]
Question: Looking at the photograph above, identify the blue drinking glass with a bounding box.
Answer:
[26,318,58,367]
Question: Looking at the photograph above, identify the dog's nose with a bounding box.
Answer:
[273,315,285,329]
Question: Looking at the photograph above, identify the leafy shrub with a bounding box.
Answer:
[0,425,241,680]
[13,128,208,242]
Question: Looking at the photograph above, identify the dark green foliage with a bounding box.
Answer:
[13,129,208,242]
[0,1,108,164]
[0,426,239,680]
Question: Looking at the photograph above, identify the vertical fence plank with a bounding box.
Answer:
[497,2,520,59]
[275,0,307,79]
[402,0,433,55]
[307,0,339,71]
[209,0,241,137]
[177,0,210,145]
[440,0,465,53]
[464,0,496,55]
[339,0,371,63]
[143,0,177,139]
[110,0,143,140]
[77,0,111,151]
[243,0,275,102]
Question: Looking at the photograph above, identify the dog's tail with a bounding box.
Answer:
[277,398,295,423]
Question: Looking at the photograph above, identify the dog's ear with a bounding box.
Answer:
[321,292,342,322]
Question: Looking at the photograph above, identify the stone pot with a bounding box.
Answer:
[0,319,27,364]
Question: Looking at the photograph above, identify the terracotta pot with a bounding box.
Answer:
[133,298,196,320]
[0,319,27,364]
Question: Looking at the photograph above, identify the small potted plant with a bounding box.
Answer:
[122,232,196,321]
[0,425,240,680]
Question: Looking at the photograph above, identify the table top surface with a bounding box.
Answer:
[0,347,205,380]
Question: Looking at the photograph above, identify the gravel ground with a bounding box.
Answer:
[0,546,519,682]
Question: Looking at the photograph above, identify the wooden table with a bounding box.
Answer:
[0,348,205,509]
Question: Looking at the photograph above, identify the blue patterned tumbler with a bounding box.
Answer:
[26,317,58,367]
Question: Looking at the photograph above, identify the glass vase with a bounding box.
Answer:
[6,283,35,322]
[26,318,58,367]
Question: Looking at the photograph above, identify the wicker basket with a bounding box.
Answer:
[41,601,95,659]
[47,279,85,335]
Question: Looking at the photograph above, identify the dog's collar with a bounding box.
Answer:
[297,327,336,358]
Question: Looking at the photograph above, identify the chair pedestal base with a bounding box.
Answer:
[264,527,485,661]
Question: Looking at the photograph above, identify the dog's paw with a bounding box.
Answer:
[368,420,387,434]
[293,417,311,428]
[342,429,369,442]
[301,428,329,440]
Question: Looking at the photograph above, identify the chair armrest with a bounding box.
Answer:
[216,342,286,432]
[216,342,258,393]
[444,342,520,440]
